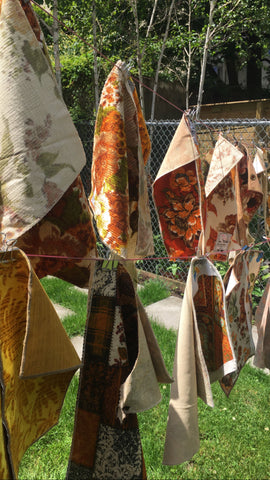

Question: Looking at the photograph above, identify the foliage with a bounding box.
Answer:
[32,0,270,118]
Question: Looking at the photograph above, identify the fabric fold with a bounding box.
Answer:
[67,260,147,480]
[153,113,205,259]
[16,176,97,288]
[0,248,81,479]
[204,134,243,260]
[89,60,154,259]
[220,249,262,395]
[0,0,87,243]
[163,257,236,465]
[254,278,270,370]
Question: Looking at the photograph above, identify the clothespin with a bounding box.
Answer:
[0,233,17,263]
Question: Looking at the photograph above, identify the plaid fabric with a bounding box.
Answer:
[67,261,146,480]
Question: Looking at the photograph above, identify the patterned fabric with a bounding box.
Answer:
[89,61,153,258]
[67,261,148,480]
[231,145,263,251]
[0,248,81,479]
[153,113,205,259]
[204,134,243,260]
[253,147,269,237]
[0,0,86,243]
[254,278,270,370]
[163,257,236,465]
[220,250,262,395]
[17,176,97,288]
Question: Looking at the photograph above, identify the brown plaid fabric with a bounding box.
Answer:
[67,261,146,480]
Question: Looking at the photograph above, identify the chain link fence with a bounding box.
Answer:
[77,118,270,300]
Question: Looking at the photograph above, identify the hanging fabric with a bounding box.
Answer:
[163,257,236,465]
[220,249,262,395]
[0,0,87,244]
[204,133,243,260]
[153,113,206,259]
[230,144,263,253]
[254,277,270,370]
[89,60,154,259]
[0,248,81,479]
[16,176,97,287]
[67,260,150,480]
[3,0,97,287]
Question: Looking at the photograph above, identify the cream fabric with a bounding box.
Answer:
[0,0,86,242]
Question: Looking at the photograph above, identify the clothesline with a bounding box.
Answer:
[0,237,266,263]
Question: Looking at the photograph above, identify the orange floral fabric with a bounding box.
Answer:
[153,113,205,259]
[0,249,80,478]
[89,60,153,258]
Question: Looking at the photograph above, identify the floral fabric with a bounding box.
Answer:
[163,257,236,465]
[0,0,86,243]
[17,176,97,288]
[220,250,262,395]
[153,113,205,259]
[67,260,147,480]
[230,145,263,251]
[89,61,153,258]
[204,134,243,260]
[254,278,270,370]
[0,248,80,479]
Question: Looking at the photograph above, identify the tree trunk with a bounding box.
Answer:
[150,0,175,123]
[130,0,145,114]
[92,0,99,112]
[195,0,217,119]
[185,0,192,110]
[53,0,62,96]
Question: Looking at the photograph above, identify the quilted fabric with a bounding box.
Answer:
[67,260,148,480]
[0,0,86,242]
[89,60,154,259]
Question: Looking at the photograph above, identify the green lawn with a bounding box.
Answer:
[18,276,270,480]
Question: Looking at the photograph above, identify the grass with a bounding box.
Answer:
[40,276,88,337]
[18,276,270,480]
[138,278,171,306]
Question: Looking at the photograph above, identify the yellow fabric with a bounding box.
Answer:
[0,249,81,478]
[0,0,86,243]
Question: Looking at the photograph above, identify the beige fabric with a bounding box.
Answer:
[137,295,173,384]
[21,256,81,377]
[254,278,270,370]
[205,134,243,197]
[164,256,237,465]
[204,134,243,259]
[0,0,86,242]
[118,270,172,420]
[155,114,199,180]
[118,312,162,419]
[163,265,204,465]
